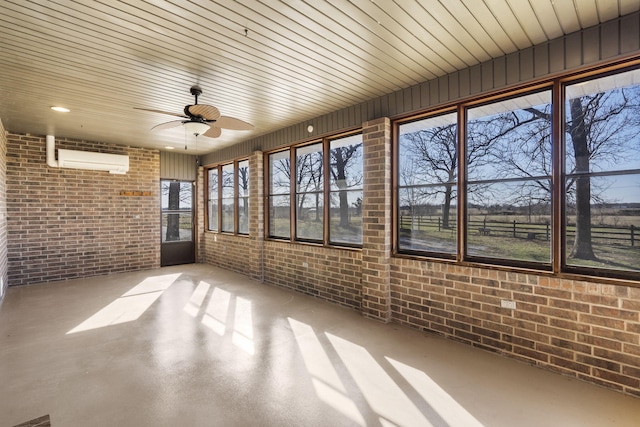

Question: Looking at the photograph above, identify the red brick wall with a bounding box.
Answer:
[0,122,7,299]
[199,122,640,397]
[6,134,160,286]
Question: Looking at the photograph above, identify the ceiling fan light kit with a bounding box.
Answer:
[136,85,254,142]
[183,121,211,136]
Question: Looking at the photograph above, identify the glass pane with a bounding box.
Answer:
[329,189,362,245]
[296,193,323,241]
[467,181,551,263]
[565,174,640,272]
[238,160,249,198]
[238,196,249,234]
[208,199,218,231]
[270,150,291,195]
[221,197,234,232]
[208,169,218,231]
[564,68,640,274]
[162,213,192,242]
[222,163,234,199]
[467,91,552,182]
[398,113,458,255]
[398,186,457,254]
[296,143,323,193]
[330,133,363,191]
[399,112,458,187]
[161,181,192,210]
[565,69,640,174]
[269,195,290,238]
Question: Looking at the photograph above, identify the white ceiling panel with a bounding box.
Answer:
[0,0,636,154]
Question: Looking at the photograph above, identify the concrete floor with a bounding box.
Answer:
[0,264,639,427]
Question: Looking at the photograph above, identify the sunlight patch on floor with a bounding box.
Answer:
[67,273,181,334]
[386,357,484,427]
[326,332,430,427]
[288,317,365,426]
[202,287,231,336]
[232,297,254,355]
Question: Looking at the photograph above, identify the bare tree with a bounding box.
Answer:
[330,143,362,227]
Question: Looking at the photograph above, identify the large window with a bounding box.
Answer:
[395,64,640,280]
[268,150,291,238]
[221,163,235,232]
[296,143,324,241]
[398,112,458,256]
[238,160,249,235]
[466,90,552,265]
[564,69,640,274]
[207,168,218,231]
[329,133,363,245]
[207,159,249,235]
[267,131,363,247]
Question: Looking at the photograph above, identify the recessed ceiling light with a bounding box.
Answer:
[165,146,175,150]
[51,106,70,113]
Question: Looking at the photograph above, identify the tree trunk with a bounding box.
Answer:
[568,98,596,260]
[166,181,181,241]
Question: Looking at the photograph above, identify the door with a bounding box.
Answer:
[161,180,195,266]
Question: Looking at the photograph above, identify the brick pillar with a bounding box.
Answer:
[361,118,392,322]
[196,165,205,263]
[249,151,264,281]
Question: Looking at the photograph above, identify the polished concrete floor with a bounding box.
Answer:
[1,264,639,427]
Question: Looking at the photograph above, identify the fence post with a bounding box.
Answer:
[438,216,441,232]
[632,224,635,247]
[546,223,550,241]
[513,220,516,238]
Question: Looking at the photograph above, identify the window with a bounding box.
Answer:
[398,112,458,256]
[221,163,235,232]
[394,64,640,280]
[466,90,552,265]
[238,160,249,235]
[296,143,324,241]
[564,69,640,274]
[207,159,249,235]
[329,133,363,245]
[207,168,218,231]
[266,131,363,246]
[268,150,291,238]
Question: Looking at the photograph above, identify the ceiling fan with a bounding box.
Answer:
[135,86,254,139]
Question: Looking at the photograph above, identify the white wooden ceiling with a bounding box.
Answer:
[1,0,638,154]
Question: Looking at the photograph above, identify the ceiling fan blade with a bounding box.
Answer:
[187,104,220,120]
[134,107,187,118]
[151,120,184,131]
[214,116,254,131]
[202,126,222,138]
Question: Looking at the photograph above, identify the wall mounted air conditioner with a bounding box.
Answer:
[46,135,129,174]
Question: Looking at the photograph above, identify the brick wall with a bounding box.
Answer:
[199,119,640,397]
[263,241,362,309]
[389,260,640,396]
[6,134,160,286]
[0,121,7,299]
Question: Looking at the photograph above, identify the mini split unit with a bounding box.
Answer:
[46,135,129,174]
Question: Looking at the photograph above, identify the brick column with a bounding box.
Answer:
[249,151,264,281]
[196,165,205,263]
[361,118,392,322]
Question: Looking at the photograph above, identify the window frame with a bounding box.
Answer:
[392,60,640,282]
[264,129,363,248]
[206,157,250,236]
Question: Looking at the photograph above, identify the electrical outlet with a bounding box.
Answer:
[501,299,517,310]
[302,262,308,268]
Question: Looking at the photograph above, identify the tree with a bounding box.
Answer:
[330,143,362,227]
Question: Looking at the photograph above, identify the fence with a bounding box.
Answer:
[399,216,637,247]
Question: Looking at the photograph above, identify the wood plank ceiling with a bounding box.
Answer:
[1,0,638,154]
